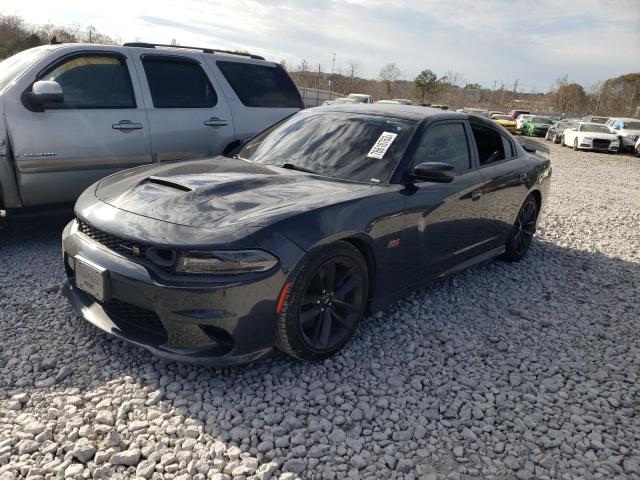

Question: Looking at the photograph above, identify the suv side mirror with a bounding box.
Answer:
[411,162,455,183]
[25,80,64,108]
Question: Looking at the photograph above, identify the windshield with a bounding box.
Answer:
[622,121,640,130]
[532,117,552,124]
[236,110,417,183]
[492,115,511,121]
[580,124,610,133]
[0,46,51,93]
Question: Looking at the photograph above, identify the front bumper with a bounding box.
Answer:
[577,140,618,152]
[62,219,302,366]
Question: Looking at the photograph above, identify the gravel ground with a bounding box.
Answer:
[1,144,639,480]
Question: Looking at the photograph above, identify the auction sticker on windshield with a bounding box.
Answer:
[367,132,398,159]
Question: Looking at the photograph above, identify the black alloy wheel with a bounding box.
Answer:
[276,241,368,361]
[500,196,538,262]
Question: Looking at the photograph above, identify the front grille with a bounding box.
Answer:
[103,298,168,344]
[78,221,148,261]
[593,139,610,149]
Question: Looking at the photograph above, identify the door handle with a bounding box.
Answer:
[112,120,143,130]
[471,191,482,201]
[519,173,527,183]
[204,117,229,127]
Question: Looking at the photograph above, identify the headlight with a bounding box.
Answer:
[611,139,619,144]
[582,137,593,141]
[175,250,278,275]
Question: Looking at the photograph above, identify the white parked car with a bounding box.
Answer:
[515,114,533,132]
[605,117,640,152]
[346,93,373,103]
[562,122,619,152]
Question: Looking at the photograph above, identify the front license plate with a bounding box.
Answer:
[75,256,107,301]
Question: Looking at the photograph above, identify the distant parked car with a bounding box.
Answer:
[391,98,413,105]
[581,115,609,124]
[515,114,533,133]
[347,93,374,103]
[490,114,517,134]
[0,42,303,221]
[521,117,553,137]
[562,122,620,152]
[545,120,576,144]
[605,117,640,152]
[463,108,490,118]
[509,109,531,120]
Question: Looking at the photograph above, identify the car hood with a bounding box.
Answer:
[618,129,640,136]
[578,132,618,140]
[95,157,371,229]
[495,119,516,126]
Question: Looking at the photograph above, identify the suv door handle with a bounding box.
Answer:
[471,191,482,201]
[519,173,527,182]
[204,117,229,127]
[112,120,143,130]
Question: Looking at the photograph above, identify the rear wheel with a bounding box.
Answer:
[275,242,368,361]
[500,196,538,262]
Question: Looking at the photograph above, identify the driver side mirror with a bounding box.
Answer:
[411,162,455,183]
[24,80,64,109]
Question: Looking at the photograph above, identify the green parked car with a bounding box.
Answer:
[522,116,553,137]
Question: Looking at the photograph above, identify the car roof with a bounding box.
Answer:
[319,103,463,121]
[317,103,502,128]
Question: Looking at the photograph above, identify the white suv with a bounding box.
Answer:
[0,42,303,214]
[605,117,640,152]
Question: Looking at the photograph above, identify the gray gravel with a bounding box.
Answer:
[1,144,639,480]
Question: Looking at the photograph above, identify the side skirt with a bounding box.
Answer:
[367,246,505,315]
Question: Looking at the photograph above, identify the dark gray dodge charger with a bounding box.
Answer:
[62,104,551,365]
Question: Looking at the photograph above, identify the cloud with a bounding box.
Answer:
[6,0,639,90]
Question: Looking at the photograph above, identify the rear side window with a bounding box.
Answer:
[471,124,506,165]
[413,123,471,172]
[216,61,302,108]
[41,54,135,109]
[142,57,217,108]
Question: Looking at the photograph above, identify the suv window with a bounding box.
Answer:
[413,123,471,172]
[41,54,135,108]
[142,57,217,108]
[471,124,506,165]
[216,61,301,108]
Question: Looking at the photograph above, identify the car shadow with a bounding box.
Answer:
[1,215,638,478]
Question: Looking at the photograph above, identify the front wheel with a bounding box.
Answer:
[275,242,368,361]
[573,138,579,151]
[500,196,538,262]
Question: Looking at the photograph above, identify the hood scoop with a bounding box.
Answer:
[143,176,193,192]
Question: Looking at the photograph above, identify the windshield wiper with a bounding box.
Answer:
[278,163,320,175]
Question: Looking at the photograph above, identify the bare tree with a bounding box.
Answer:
[347,60,361,94]
[378,63,401,97]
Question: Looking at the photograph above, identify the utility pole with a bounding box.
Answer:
[329,53,336,99]
[316,64,321,106]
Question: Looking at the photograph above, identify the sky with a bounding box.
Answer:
[4,0,640,92]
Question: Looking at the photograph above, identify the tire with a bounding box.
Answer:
[573,138,579,151]
[553,133,561,144]
[275,241,369,361]
[500,196,538,262]
[636,146,640,158]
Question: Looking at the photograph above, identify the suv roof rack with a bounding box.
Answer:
[122,42,265,60]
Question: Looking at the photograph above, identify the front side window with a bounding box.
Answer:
[412,123,471,172]
[142,58,217,108]
[216,61,301,108]
[623,121,640,129]
[470,124,506,165]
[41,54,135,108]
[236,110,416,183]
